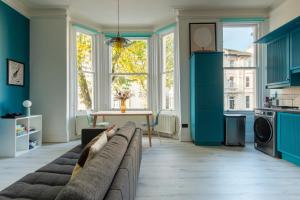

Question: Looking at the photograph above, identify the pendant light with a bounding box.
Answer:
[105,0,131,51]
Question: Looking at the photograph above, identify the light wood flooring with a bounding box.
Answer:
[137,138,300,200]
[0,138,300,200]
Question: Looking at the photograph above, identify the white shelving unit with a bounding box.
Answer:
[0,115,42,157]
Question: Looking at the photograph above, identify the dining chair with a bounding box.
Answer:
[141,110,162,143]
[86,110,110,128]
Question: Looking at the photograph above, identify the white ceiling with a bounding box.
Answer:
[19,0,285,28]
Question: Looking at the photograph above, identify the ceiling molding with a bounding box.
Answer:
[70,15,102,32]
[1,0,31,18]
[101,26,154,33]
[176,8,269,19]
[30,8,69,18]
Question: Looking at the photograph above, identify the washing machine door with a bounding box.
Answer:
[254,117,273,144]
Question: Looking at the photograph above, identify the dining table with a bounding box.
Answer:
[91,110,153,147]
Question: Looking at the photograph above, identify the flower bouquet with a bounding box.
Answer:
[114,90,132,113]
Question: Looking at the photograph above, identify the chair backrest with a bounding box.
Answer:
[153,110,162,126]
[85,110,93,125]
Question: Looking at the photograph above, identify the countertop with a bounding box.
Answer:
[255,107,300,114]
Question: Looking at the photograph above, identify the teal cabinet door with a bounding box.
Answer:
[190,52,224,146]
[290,28,300,73]
[277,112,300,166]
[266,34,290,88]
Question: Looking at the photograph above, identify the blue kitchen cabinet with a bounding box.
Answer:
[190,52,224,145]
[256,16,300,89]
[290,27,300,73]
[266,34,290,88]
[277,112,300,166]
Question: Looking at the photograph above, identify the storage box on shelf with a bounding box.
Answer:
[0,115,42,157]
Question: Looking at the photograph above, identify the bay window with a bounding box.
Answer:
[160,32,175,110]
[110,39,149,109]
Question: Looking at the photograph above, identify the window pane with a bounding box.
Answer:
[223,26,256,68]
[223,25,257,111]
[111,40,148,73]
[77,72,94,110]
[162,72,174,110]
[76,32,93,72]
[111,75,147,109]
[162,33,174,72]
[76,31,95,111]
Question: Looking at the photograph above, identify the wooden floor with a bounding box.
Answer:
[137,137,300,200]
[0,138,300,200]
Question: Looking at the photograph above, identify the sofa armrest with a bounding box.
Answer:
[81,128,107,147]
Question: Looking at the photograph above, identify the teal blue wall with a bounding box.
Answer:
[0,1,29,116]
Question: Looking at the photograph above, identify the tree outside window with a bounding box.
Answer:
[76,32,95,111]
[111,39,148,109]
[161,32,175,110]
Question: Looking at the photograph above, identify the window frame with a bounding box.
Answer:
[159,30,176,111]
[73,28,97,113]
[223,23,258,111]
[108,37,150,110]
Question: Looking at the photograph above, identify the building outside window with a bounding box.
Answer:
[110,38,149,109]
[229,96,235,110]
[161,32,175,110]
[246,76,250,88]
[223,24,257,111]
[75,31,95,111]
[246,96,250,109]
[229,76,234,88]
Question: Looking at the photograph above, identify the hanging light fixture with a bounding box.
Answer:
[105,0,131,51]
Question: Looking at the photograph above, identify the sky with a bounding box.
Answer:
[223,27,255,52]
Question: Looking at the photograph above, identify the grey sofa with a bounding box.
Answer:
[0,121,142,200]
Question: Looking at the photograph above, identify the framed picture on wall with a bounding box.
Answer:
[7,59,24,86]
[189,23,217,54]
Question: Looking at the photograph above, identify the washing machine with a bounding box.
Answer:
[254,109,280,157]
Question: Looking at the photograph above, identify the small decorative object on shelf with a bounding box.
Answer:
[23,100,32,116]
[114,90,132,113]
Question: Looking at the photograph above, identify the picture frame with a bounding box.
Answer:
[189,23,217,55]
[7,59,25,87]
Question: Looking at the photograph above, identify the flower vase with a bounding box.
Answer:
[120,99,126,113]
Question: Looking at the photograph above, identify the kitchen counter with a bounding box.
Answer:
[255,107,300,114]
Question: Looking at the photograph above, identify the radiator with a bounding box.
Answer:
[154,114,176,135]
[75,115,89,136]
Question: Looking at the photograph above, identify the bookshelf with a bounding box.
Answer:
[0,115,42,157]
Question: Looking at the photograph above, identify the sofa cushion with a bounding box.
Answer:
[0,182,64,200]
[37,163,75,175]
[103,190,122,200]
[20,172,70,186]
[107,169,130,200]
[55,135,129,200]
[115,121,136,142]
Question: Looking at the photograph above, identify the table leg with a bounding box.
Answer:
[146,115,152,147]
[93,116,98,128]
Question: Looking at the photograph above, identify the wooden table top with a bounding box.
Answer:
[91,111,153,116]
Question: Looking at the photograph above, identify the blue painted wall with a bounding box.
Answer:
[0,1,30,116]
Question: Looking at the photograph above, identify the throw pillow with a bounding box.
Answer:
[105,124,118,140]
[86,133,107,162]
[70,132,107,180]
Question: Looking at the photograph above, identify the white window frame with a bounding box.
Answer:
[223,23,258,111]
[108,37,150,110]
[72,27,98,114]
[159,30,176,111]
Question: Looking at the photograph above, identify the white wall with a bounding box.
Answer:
[269,0,300,31]
[30,10,70,142]
[176,9,268,142]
